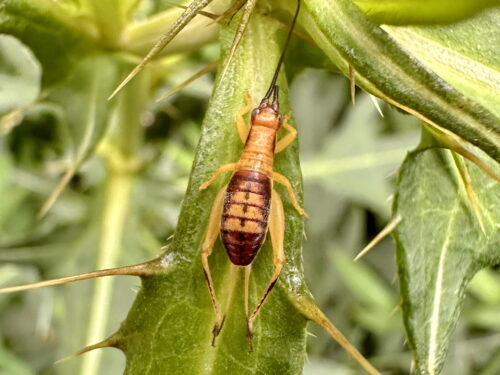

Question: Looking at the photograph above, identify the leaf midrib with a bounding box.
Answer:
[427,198,459,375]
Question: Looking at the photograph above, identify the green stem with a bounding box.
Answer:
[80,0,130,47]
[79,170,133,375]
[79,68,151,375]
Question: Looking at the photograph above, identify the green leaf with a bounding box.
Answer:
[385,8,500,119]
[393,146,500,375]
[354,0,500,25]
[38,55,121,217]
[299,0,500,162]
[0,35,41,114]
[0,0,94,86]
[116,13,309,374]
[55,54,120,163]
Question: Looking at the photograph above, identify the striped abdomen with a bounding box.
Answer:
[221,170,271,266]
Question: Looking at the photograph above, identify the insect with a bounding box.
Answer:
[198,0,304,348]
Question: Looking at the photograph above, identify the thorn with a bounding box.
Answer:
[108,0,215,100]
[164,1,219,20]
[354,214,402,261]
[425,123,500,184]
[370,92,500,182]
[381,99,500,184]
[156,60,219,102]
[349,65,356,104]
[409,360,415,374]
[218,0,257,85]
[369,94,384,117]
[305,331,317,338]
[219,0,247,25]
[38,166,76,219]
[55,337,116,364]
[0,259,161,294]
[452,153,486,234]
[0,106,27,135]
[296,300,381,375]
[390,299,402,317]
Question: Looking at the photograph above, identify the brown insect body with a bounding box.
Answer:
[221,103,282,266]
[199,0,305,349]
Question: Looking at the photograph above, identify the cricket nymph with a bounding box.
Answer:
[220,102,281,266]
[198,0,306,349]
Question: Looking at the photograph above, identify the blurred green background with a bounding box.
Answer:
[1,1,500,374]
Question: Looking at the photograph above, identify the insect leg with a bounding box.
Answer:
[236,94,253,143]
[272,171,308,217]
[244,265,252,319]
[199,163,237,190]
[201,186,227,346]
[246,190,285,346]
[275,114,296,153]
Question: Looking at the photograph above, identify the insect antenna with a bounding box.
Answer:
[262,0,301,106]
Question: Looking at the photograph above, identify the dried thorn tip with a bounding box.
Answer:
[292,295,381,375]
[354,214,402,261]
[156,60,219,102]
[452,153,486,234]
[165,1,219,20]
[0,260,161,294]
[55,337,116,364]
[369,95,384,117]
[38,166,76,219]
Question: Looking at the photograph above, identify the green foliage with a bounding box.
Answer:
[0,0,95,86]
[394,143,500,375]
[0,35,41,114]
[354,0,500,25]
[300,0,500,162]
[0,0,499,375]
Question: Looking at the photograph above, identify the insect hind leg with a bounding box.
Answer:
[246,189,285,349]
[201,186,227,345]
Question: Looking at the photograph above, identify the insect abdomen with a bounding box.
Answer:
[221,170,271,266]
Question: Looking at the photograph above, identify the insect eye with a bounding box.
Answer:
[251,108,260,118]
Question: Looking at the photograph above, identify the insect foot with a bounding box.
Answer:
[211,315,226,347]
[246,320,254,352]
